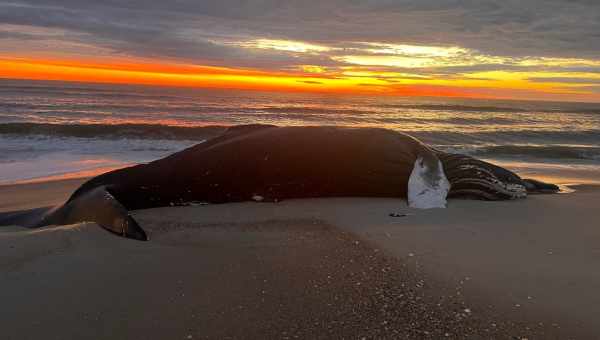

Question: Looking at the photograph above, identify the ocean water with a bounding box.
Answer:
[1,79,600,185]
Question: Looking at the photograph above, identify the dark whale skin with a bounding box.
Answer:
[1,124,558,241]
[69,125,432,210]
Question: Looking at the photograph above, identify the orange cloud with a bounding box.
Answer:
[0,57,424,96]
[0,57,341,93]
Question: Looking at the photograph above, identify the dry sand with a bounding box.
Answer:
[1,178,600,339]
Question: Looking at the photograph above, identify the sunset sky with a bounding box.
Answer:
[2,1,600,102]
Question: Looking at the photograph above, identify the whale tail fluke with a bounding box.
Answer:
[2,186,148,241]
[0,206,53,227]
[522,178,560,194]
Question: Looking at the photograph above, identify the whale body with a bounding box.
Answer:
[0,125,558,240]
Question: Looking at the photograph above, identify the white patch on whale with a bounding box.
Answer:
[408,157,450,209]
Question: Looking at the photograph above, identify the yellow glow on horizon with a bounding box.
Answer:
[1,56,599,102]
[0,58,390,94]
[464,70,600,85]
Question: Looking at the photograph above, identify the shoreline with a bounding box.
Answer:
[0,165,129,187]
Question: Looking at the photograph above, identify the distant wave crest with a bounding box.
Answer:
[0,123,226,140]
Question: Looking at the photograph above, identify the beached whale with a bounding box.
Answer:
[0,125,558,240]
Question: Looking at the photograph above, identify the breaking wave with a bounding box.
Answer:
[437,144,600,161]
[2,122,600,143]
[0,123,226,140]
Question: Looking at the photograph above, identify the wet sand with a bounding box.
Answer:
[1,179,600,339]
[0,178,87,213]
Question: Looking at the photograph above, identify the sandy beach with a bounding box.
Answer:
[3,0,600,337]
[0,176,599,339]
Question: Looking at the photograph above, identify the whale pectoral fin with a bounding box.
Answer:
[44,186,148,241]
